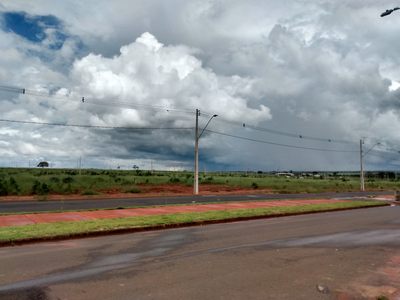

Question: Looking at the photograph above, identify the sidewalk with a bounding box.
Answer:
[0,199,344,227]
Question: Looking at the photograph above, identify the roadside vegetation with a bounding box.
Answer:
[0,167,399,197]
[0,200,385,242]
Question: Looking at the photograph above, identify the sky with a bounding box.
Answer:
[1,0,400,172]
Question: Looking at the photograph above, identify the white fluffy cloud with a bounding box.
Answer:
[68,32,271,128]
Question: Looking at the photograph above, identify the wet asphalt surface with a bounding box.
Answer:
[0,205,399,299]
[0,190,392,213]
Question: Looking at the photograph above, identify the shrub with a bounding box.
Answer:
[8,177,20,194]
[0,179,8,196]
[40,183,51,195]
[124,188,141,194]
[50,177,60,183]
[32,180,41,194]
[252,182,259,189]
[169,177,180,183]
[32,181,51,195]
[62,177,74,184]
[81,190,102,195]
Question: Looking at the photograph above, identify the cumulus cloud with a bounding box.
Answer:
[69,32,271,127]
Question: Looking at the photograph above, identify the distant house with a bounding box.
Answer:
[275,172,294,177]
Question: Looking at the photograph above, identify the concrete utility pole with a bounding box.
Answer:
[360,140,364,191]
[194,109,199,194]
[360,140,380,191]
[194,110,217,194]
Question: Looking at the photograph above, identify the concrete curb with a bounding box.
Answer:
[0,203,390,248]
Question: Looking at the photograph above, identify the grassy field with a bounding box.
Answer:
[0,200,385,242]
[0,167,399,196]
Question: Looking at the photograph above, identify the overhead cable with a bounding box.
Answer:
[201,111,354,144]
[0,119,194,130]
[204,129,358,153]
[367,153,400,161]
[0,84,194,116]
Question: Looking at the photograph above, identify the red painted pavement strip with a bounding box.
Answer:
[377,195,394,199]
[26,213,91,224]
[0,199,346,227]
[76,210,129,220]
[0,215,36,226]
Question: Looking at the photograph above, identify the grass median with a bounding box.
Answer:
[0,200,386,243]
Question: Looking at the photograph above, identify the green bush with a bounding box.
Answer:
[8,177,20,195]
[124,188,141,194]
[31,181,51,195]
[40,183,51,195]
[62,177,74,184]
[49,177,60,183]
[81,190,102,195]
[0,179,8,196]
[32,180,41,195]
[169,177,180,183]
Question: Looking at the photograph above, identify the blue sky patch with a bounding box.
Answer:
[2,11,67,49]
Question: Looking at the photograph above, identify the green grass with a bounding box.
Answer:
[1,167,400,196]
[0,201,385,242]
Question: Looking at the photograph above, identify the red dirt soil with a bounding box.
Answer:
[0,183,276,202]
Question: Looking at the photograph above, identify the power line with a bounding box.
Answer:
[204,129,358,153]
[0,118,357,153]
[200,111,354,145]
[0,119,194,130]
[0,84,194,116]
[367,153,400,162]
[3,83,399,154]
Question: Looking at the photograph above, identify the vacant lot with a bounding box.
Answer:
[0,167,399,198]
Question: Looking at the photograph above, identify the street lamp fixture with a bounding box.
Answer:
[194,110,218,194]
[360,140,381,191]
[381,7,400,17]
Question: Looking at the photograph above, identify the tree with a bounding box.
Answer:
[37,161,49,168]
[133,165,139,171]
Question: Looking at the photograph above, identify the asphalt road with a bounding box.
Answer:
[0,205,399,299]
[0,190,392,213]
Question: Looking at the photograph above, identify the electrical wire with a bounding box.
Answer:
[367,153,400,161]
[0,84,195,116]
[203,129,358,153]
[0,84,363,144]
[2,83,400,155]
[200,111,354,144]
[0,118,357,152]
[0,119,194,130]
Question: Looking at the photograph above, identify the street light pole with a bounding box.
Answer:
[194,110,218,194]
[194,109,199,195]
[381,7,400,17]
[360,140,380,191]
[360,140,364,191]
